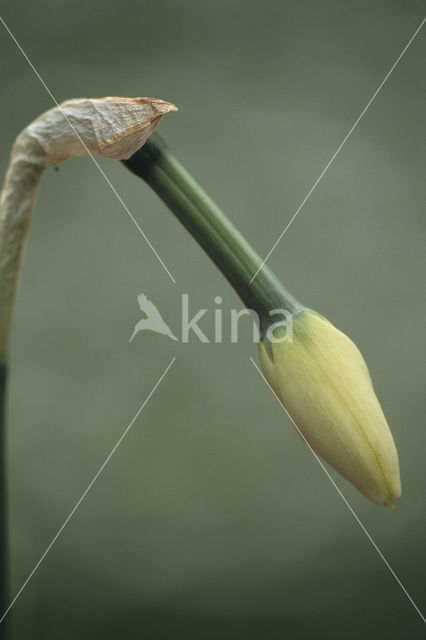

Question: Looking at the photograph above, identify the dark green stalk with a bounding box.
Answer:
[0,363,8,638]
[123,134,302,331]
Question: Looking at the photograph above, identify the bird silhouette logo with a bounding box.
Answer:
[129,294,179,342]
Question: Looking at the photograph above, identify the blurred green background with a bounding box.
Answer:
[0,1,425,638]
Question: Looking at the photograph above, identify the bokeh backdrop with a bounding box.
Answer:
[0,1,424,638]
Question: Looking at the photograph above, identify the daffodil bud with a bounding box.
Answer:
[259,310,401,506]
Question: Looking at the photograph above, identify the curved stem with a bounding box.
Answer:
[0,136,45,360]
[0,97,176,361]
[123,134,302,327]
[0,98,176,634]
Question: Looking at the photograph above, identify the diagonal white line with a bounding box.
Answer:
[0,15,176,284]
[249,356,426,624]
[0,356,176,625]
[250,16,426,282]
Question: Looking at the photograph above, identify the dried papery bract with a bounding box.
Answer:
[25,97,177,165]
[0,96,177,358]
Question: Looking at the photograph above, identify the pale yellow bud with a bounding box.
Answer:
[259,310,401,506]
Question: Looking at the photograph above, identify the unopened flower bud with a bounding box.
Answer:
[259,310,401,506]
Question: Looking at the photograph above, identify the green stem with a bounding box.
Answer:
[0,363,8,637]
[123,134,302,330]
